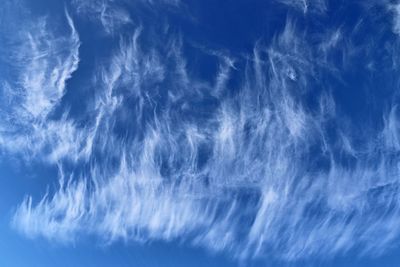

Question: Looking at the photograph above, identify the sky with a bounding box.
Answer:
[1,0,400,266]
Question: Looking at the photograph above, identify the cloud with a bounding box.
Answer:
[6,0,400,263]
[72,0,180,35]
[389,2,400,36]
[274,0,327,14]
[73,0,132,35]
[12,167,87,242]
[0,7,84,163]
[381,105,400,151]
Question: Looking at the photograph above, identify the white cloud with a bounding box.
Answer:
[382,105,400,151]
[73,0,132,35]
[0,8,84,163]
[274,0,327,14]
[390,2,400,36]
[6,0,400,263]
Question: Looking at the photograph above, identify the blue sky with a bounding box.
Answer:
[2,0,400,266]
